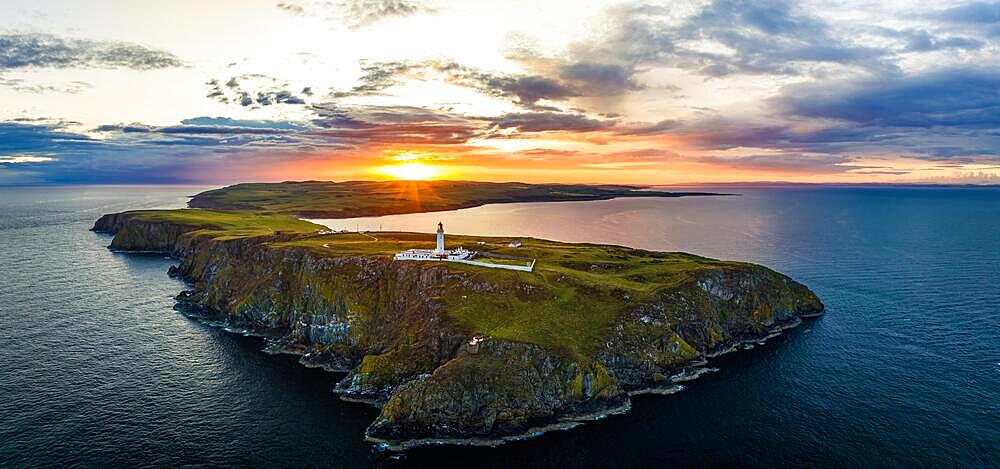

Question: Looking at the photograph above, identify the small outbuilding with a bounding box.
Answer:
[467,335,484,354]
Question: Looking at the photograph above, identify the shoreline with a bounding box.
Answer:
[175,287,817,452]
[96,209,824,454]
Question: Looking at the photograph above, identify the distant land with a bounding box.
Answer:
[93,181,822,451]
[188,180,729,218]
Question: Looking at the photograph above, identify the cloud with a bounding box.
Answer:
[681,0,896,76]
[331,61,409,97]
[0,118,359,183]
[179,117,309,131]
[342,0,433,28]
[0,33,183,70]
[569,0,895,78]
[206,74,310,107]
[330,60,577,107]
[894,29,983,52]
[0,76,93,94]
[558,62,643,95]
[0,154,56,164]
[932,1,1000,38]
[277,0,434,29]
[694,153,859,174]
[934,2,1000,24]
[774,67,1000,129]
[0,122,98,155]
[310,104,482,144]
[615,119,681,136]
[331,59,638,109]
[276,2,306,14]
[486,112,613,133]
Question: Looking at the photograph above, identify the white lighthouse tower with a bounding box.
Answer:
[434,222,445,254]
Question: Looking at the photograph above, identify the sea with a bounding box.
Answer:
[1,185,997,468]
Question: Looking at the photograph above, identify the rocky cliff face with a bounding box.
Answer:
[94,213,824,450]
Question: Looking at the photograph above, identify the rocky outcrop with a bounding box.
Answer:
[93,212,209,254]
[95,212,824,451]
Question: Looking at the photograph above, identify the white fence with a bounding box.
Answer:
[394,256,535,272]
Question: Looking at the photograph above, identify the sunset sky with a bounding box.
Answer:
[1,0,998,185]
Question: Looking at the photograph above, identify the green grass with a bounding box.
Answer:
[188,180,725,218]
[473,255,532,267]
[125,209,325,239]
[276,231,745,362]
[112,209,748,362]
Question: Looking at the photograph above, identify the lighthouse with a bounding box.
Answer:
[434,222,445,254]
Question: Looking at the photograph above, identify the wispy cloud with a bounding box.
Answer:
[0,154,56,164]
[205,75,310,107]
[342,0,434,28]
[0,33,183,70]
[275,0,434,29]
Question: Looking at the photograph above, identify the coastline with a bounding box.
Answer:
[173,279,817,452]
[91,196,825,453]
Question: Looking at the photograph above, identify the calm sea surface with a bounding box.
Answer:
[1,185,998,467]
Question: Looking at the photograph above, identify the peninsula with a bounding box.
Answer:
[93,181,822,451]
[188,180,728,218]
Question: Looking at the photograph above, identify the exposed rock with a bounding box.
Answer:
[95,212,825,450]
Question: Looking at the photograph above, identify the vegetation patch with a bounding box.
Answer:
[124,209,324,239]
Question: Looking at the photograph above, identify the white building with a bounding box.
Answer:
[394,222,536,272]
[394,222,472,261]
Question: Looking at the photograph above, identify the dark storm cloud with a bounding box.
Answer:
[774,67,1000,129]
[0,33,183,70]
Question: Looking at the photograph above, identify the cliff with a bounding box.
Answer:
[93,209,823,450]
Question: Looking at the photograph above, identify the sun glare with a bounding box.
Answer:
[376,162,444,180]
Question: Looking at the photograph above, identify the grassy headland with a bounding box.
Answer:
[116,209,325,239]
[99,208,811,363]
[278,232,751,362]
[95,195,823,448]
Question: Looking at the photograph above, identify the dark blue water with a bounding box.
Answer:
[1,185,998,467]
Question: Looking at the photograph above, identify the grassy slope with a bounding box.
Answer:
[187,180,724,217]
[276,232,744,362]
[124,209,325,239]
[114,209,786,364]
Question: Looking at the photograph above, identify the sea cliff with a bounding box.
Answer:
[93,210,823,450]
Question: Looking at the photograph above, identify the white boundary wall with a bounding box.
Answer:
[393,256,535,272]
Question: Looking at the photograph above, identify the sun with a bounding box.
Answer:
[376,162,444,180]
